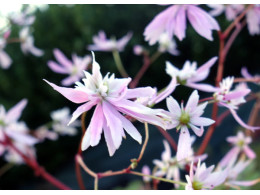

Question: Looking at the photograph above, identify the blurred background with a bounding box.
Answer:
[0,4,260,190]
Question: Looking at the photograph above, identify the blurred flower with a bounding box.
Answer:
[219,131,256,167]
[166,90,215,161]
[208,4,244,21]
[48,49,91,86]
[19,27,44,57]
[142,165,151,182]
[0,31,12,69]
[34,126,58,141]
[0,99,38,146]
[51,107,80,136]
[144,5,220,45]
[185,160,227,190]
[9,7,35,26]
[241,67,260,84]
[214,77,260,131]
[133,45,144,56]
[158,32,179,55]
[44,52,170,156]
[87,31,132,52]
[0,100,38,164]
[166,57,218,92]
[246,5,260,36]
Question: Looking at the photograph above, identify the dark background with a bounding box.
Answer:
[0,4,260,190]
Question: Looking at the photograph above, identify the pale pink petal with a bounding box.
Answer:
[117,32,133,51]
[68,100,98,125]
[0,51,12,69]
[125,87,156,99]
[166,96,181,116]
[219,146,240,167]
[81,126,91,151]
[243,145,256,159]
[173,6,187,41]
[53,49,72,68]
[151,77,178,105]
[186,82,218,92]
[61,75,80,86]
[224,90,251,101]
[241,67,253,79]
[47,61,68,74]
[44,80,89,103]
[102,101,123,149]
[6,99,27,123]
[190,117,215,127]
[89,104,104,146]
[103,119,116,156]
[189,124,204,137]
[177,126,191,161]
[185,90,199,112]
[204,170,227,188]
[162,140,171,161]
[29,46,44,57]
[229,179,260,187]
[5,130,38,146]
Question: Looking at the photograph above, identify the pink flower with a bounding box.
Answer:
[44,52,170,156]
[220,157,259,188]
[0,31,12,69]
[133,45,144,56]
[87,31,132,52]
[166,57,218,92]
[185,160,227,190]
[48,49,91,86]
[214,77,260,131]
[19,27,44,57]
[166,90,215,161]
[144,5,220,45]
[246,5,260,36]
[208,4,244,21]
[219,131,256,167]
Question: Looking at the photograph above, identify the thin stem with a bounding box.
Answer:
[246,99,260,136]
[156,126,177,151]
[112,50,129,78]
[94,177,99,190]
[233,77,260,83]
[137,122,149,162]
[129,171,186,186]
[6,38,22,44]
[198,97,214,104]
[76,155,97,178]
[223,4,254,38]
[223,20,246,57]
[130,51,161,88]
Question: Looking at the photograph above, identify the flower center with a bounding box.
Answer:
[192,180,203,190]
[237,140,244,148]
[179,112,190,125]
[177,76,187,85]
[0,119,5,126]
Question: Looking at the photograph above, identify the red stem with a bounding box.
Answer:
[156,126,177,151]
[4,135,71,190]
[198,97,214,104]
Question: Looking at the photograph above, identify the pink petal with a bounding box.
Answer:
[166,96,181,116]
[6,99,27,123]
[197,57,218,74]
[229,179,260,187]
[44,79,89,103]
[162,140,172,161]
[186,82,218,92]
[68,100,98,125]
[185,90,199,112]
[53,49,72,68]
[189,124,204,137]
[5,130,39,146]
[243,145,256,159]
[224,90,251,101]
[103,119,116,156]
[125,87,156,99]
[81,126,91,151]
[89,103,104,146]
[47,61,68,74]
[190,117,215,127]
[61,75,80,86]
[173,6,187,41]
[0,51,12,69]
[29,46,44,57]
[176,126,191,161]
[219,146,240,167]
[102,101,123,149]
[117,32,133,51]
[241,67,253,79]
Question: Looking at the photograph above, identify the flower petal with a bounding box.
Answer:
[6,99,27,123]
[176,126,191,161]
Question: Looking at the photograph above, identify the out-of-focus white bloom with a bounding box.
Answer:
[246,5,260,36]
[241,67,260,85]
[51,107,80,136]
[0,31,12,69]
[19,27,44,57]
[34,126,58,141]
[158,32,179,55]
[142,165,152,182]
[10,7,35,26]
[133,45,144,56]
